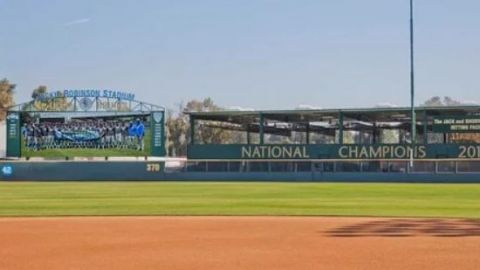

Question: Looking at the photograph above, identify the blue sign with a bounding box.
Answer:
[36,89,136,102]
[2,165,13,176]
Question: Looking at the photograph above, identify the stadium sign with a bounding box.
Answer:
[10,88,163,113]
[36,89,135,101]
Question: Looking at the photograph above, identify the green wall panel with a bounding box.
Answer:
[188,144,480,160]
[6,112,21,158]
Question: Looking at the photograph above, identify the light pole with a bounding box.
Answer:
[409,0,416,168]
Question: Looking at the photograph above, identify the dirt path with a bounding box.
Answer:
[1,217,479,270]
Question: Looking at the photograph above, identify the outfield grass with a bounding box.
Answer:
[0,182,480,218]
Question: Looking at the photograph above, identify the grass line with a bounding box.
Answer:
[1,182,480,218]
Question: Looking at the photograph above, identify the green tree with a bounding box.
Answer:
[31,85,47,100]
[423,96,466,107]
[185,98,234,145]
[165,98,233,156]
[166,105,188,156]
[0,79,15,121]
[31,86,70,111]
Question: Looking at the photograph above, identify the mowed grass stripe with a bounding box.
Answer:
[0,182,479,218]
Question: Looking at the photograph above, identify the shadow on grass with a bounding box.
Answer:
[328,219,480,237]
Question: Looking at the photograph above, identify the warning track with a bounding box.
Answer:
[1,216,479,270]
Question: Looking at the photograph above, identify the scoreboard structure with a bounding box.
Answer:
[5,89,166,159]
[1,89,167,181]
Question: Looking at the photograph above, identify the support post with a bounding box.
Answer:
[423,110,428,144]
[306,122,310,144]
[190,116,195,145]
[338,112,344,144]
[259,113,264,144]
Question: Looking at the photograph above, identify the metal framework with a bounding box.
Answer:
[186,106,480,146]
[8,96,164,113]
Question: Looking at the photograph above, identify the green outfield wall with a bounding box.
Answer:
[0,161,164,181]
[2,160,480,183]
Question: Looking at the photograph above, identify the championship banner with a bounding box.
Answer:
[188,144,480,160]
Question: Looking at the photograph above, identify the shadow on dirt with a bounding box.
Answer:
[328,219,480,237]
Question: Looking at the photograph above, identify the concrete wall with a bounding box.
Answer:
[0,121,5,158]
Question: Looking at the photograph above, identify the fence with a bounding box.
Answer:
[165,159,480,174]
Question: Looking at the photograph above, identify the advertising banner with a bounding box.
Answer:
[433,116,480,133]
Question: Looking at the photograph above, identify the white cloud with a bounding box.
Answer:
[226,106,255,111]
[296,104,322,110]
[375,102,399,108]
[64,18,91,26]
[458,99,479,105]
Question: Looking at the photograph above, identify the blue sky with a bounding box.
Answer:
[1,0,479,110]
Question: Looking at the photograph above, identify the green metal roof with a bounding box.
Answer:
[186,105,480,115]
[185,105,480,123]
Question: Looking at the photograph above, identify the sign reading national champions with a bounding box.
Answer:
[188,144,480,160]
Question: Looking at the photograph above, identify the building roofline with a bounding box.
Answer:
[185,105,480,116]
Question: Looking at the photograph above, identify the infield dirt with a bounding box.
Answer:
[1,217,479,270]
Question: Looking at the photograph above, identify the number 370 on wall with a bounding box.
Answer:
[146,163,161,172]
